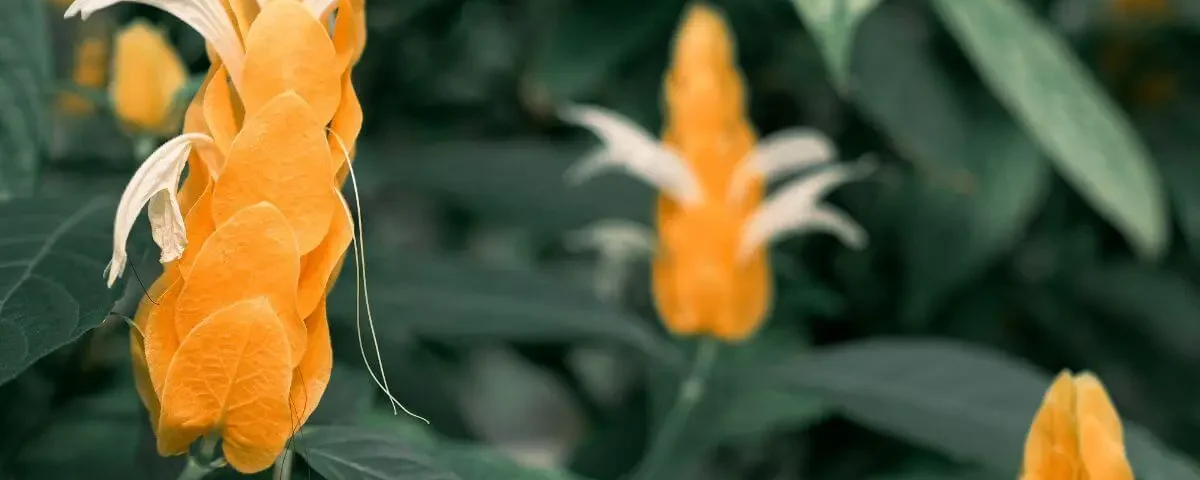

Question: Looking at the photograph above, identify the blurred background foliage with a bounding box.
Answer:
[3,0,1200,478]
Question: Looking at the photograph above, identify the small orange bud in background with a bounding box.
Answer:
[109,21,188,136]
[1020,371,1134,480]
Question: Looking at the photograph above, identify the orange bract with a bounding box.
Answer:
[1020,371,1134,480]
[71,0,369,472]
[653,4,767,342]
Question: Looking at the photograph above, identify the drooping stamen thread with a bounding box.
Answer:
[330,130,429,424]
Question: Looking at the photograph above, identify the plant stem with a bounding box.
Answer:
[175,433,223,480]
[631,338,720,480]
[273,446,295,480]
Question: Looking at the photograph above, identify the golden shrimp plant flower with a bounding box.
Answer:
[57,29,109,116]
[562,4,871,342]
[67,0,366,473]
[1020,371,1134,480]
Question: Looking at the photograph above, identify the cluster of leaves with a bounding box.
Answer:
[3,0,1200,479]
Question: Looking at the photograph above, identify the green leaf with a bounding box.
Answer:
[0,195,120,387]
[327,252,678,364]
[790,0,881,93]
[12,387,142,480]
[0,0,53,199]
[902,107,1050,325]
[929,0,1169,260]
[1069,262,1200,359]
[643,334,832,478]
[850,4,1049,325]
[355,141,653,234]
[527,0,685,103]
[776,338,1200,480]
[357,416,591,480]
[296,426,458,480]
[1137,101,1200,261]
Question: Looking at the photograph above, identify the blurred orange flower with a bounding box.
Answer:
[559,4,871,342]
[1020,371,1134,480]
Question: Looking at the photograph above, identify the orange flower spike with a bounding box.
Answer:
[109,21,189,136]
[1020,371,1134,480]
[560,3,872,342]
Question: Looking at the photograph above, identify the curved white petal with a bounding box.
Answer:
[560,104,704,207]
[66,0,244,82]
[737,160,874,261]
[106,133,214,287]
[565,219,657,258]
[729,127,835,204]
[305,0,338,18]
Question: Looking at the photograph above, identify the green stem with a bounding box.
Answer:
[175,433,224,480]
[631,338,720,480]
[273,446,295,480]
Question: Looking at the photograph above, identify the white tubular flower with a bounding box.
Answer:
[738,158,876,262]
[106,133,214,288]
[728,127,836,204]
[560,104,705,207]
[65,0,245,85]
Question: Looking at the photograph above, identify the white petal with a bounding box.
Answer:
[564,219,657,258]
[106,133,214,288]
[560,104,704,207]
[66,0,244,82]
[729,127,835,204]
[305,0,338,18]
[737,160,874,261]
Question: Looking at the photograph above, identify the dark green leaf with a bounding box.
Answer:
[296,425,457,480]
[356,141,653,234]
[1137,101,1200,261]
[790,0,882,93]
[12,387,141,480]
[0,0,53,198]
[0,194,120,387]
[929,0,1169,260]
[1070,262,1200,360]
[902,108,1049,325]
[851,4,1049,325]
[527,0,685,103]
[776,338,1200,479]
[328,252,677,364]
[357,415,590,480]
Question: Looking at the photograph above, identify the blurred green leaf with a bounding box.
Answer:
[790,0,881,93]
[0,0,52,199]
[1137,102,1200,261]
[528,0,685,103]
[358,141,652,234]
[903,108,1049,326]
[12,387,141,480]
[296,425,457,480]
[930,0,1169,260]
[850,5,1049,326]
[358,415,589,480]
[777,338,1200,480]
[0,195,119,387]
[328,252,677,364]
[644,334,832,478]
[1070,262,1200,360]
